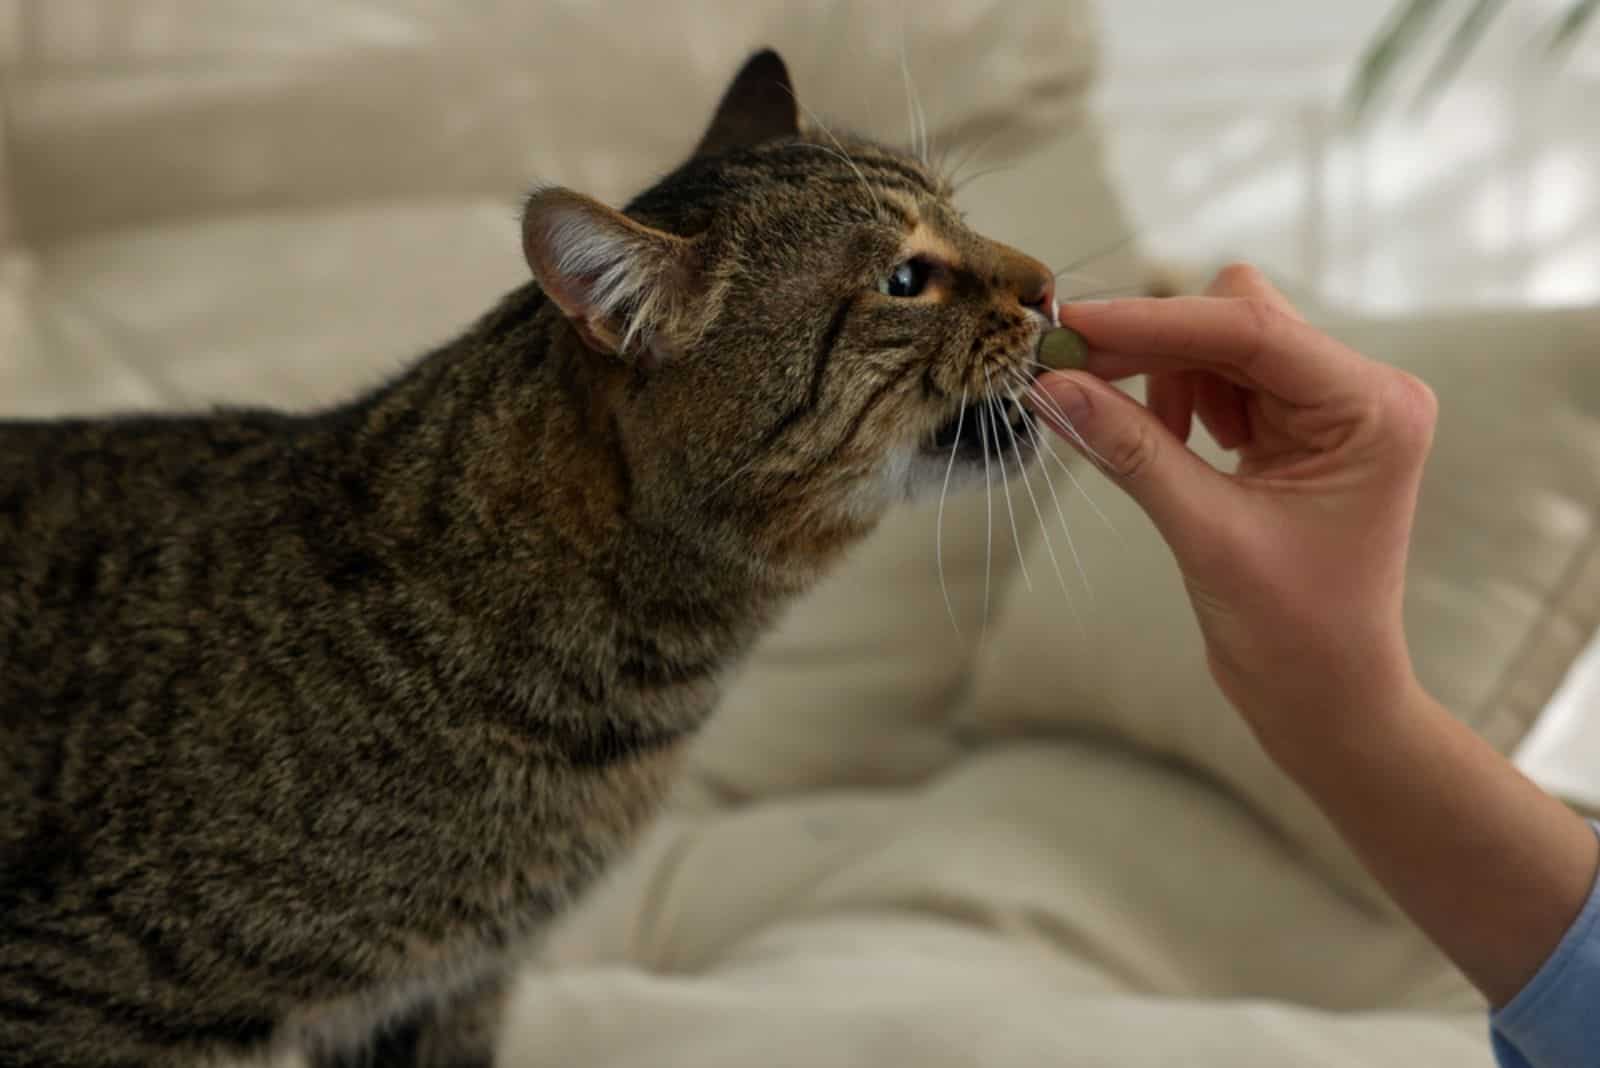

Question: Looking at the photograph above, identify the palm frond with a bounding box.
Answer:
[1411,0,1505,114]
[1549,0,1600,55]
[1346,0,1447,119]
[1348,0,1597,122]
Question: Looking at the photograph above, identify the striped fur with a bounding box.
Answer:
[1,49,1059,1067]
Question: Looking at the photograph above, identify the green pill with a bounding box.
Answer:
[1037,326,1087,372]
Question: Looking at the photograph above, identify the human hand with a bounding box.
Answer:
[1037,268,1600,1018]
[1032,265,1439,755]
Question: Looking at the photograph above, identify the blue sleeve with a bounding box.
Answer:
[1490,822,1600,1068]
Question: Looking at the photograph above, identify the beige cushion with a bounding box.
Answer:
[524,738,1487,1067]
[969,303,1600,906]
[0,1,1100,246]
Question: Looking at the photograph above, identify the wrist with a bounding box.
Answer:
[1198,597,1420,764]
[1257,672,1437,789]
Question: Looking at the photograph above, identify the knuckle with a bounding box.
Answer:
[1239,295,1284,332]
[1233,296,1285,374]
[1385,370,1439,449]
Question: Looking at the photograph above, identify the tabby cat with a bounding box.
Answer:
[0,49,1058,1068]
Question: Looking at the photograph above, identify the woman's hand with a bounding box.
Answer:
[1034,264,1598,1011]
[1035,264,1437,751]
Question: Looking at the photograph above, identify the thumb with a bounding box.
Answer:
[1030,370,1233,546]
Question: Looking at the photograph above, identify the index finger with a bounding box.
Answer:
[1059,296,1371,406]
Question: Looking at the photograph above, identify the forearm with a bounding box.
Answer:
[1267,683,1600,1007]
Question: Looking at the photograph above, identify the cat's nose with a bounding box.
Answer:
[1017,271,1056,321]
[992,241,1056,321]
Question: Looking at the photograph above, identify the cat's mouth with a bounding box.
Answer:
[923,393,1032,458]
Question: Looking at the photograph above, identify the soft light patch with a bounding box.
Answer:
[1516,623,1600,811]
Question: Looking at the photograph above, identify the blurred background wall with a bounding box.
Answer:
[1097,0,1600,313]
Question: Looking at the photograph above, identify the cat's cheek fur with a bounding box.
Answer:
[834,445,936,519]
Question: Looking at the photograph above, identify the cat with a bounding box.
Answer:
[0,48,1058,1068]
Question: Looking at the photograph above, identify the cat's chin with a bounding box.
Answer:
[923,394,1031,458]
[902,423,1040,505]
[920,388,1042,476]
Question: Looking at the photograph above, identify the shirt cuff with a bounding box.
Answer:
[1489,821,1600,1066]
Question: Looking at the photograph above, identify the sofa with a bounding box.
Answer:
[3,3,1597,1065]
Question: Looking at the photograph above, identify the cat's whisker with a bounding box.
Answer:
[1007,367,1119,537]
[895,8,932,166]
[1000,382,1082,634]
[1052,228,1149,283]
[951,163,1014,196]
[978,398,995,644]
[942,124,1009,195]
[1005,375,1095,608]
[1021,397,1120,538]
[1040,429,1119,538]
[921,73,934,167]
[1050,268,1106,290]
[1033,428,1096,612]
[984,370,1031,594]
[1018,366,1112,468]
[1060,283,1164,303]
[935,387,968,637]
[897,21,921,165]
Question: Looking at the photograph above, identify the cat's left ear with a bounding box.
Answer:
[691,49,800,158]
[522,187,698,367]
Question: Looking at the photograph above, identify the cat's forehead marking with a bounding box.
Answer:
[872,188,957,265]
[903,219,961,269]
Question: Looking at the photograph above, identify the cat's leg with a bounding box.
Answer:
[410,976,506,1068]
[308,974,506,1068]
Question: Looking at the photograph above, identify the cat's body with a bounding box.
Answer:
[1,50,1058,1068]
[2,289,772,1065]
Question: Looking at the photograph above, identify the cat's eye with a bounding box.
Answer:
[878,258,931,299]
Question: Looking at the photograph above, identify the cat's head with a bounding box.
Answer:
[523,50,1056,568]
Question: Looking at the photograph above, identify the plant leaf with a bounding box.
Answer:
[1411,0,1507,116]
[1346,0,1449,122]
[1548,0,1600,55]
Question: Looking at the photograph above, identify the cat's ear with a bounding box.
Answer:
[522,187,697,366]
[691,48,800,159]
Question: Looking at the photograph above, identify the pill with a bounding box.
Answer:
[1036,326,1087,372]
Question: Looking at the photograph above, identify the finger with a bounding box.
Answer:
[1030,370,1235,548]
[1077,351,1253,386]
[1060,296,1368,406]
[1204,262,1305,322]
[1147,371,1195,443]
[1193,371,1251,449]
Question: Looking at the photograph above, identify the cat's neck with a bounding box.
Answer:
[332,284,793,729]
